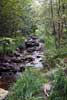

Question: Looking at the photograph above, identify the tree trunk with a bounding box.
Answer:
[57,0,61,48]
[50,0,57,48]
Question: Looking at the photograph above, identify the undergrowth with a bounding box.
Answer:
[49,69,67,100]
[7,68,47,100]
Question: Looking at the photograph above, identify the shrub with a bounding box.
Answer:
[0,38,15,54]
[0,36,25,54]
[49,69,67,100]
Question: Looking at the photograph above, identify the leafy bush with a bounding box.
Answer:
[7,68,47,100]
[45,44,67,68]
[49,69,67,100]
[0,38,15,54]
[0,36,25,54]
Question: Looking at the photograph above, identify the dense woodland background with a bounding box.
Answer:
[0,0,67,100]
[0,0,67,54]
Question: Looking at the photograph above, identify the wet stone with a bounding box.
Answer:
[14,51,21,57]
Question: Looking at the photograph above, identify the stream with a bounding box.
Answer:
[0,35,45,90]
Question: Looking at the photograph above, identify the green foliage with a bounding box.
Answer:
[0,36,25,54]
[39,0,67,48]
[0,0,33,36]
[49,69,67,100]
[45,45,67,68]
[7,68,47,100]
[0,38,15,54]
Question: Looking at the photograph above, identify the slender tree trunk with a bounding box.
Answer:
[50,0,57,48]
[57,0,61,48]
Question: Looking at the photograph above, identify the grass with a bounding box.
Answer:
[7,68,48,100]
[7,67,67,100]
[49,69,67,100]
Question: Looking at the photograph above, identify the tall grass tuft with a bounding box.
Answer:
[49,69,67,100]
[7,68,47,100]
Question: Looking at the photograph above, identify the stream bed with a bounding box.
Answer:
[0,35,45,90]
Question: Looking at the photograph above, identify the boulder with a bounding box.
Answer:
[0,88,8,100]
[11,57,22,63]
[0,63,21,72]
[25,40,39,48]
[14,51,21,57]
